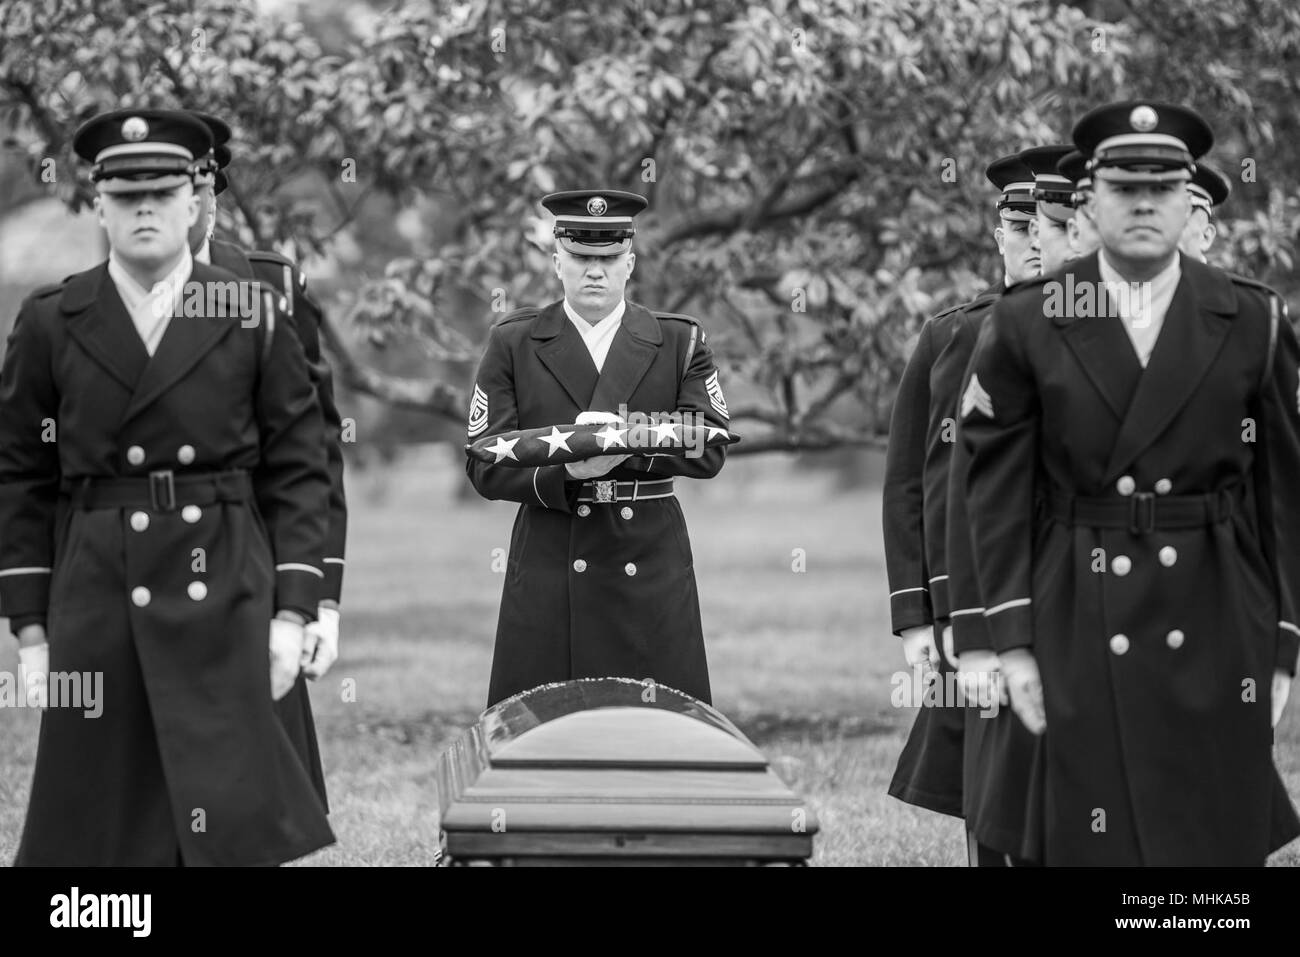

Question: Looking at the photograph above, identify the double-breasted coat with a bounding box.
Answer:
[883,283,1001,818]
[959,252,1300,865]
[0,259,334,866]
[210,239,348,810]
[944,290,1044,862]
[466,300,727,708]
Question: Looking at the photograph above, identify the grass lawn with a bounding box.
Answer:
[0,445,1296,866]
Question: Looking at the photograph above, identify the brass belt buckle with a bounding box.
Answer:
[594,480,616,504]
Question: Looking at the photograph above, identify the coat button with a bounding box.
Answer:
[130,511,149,532]
[1116,475,1136,496]
[127,445,145,466]
[131,586,151,607]
[1154,478,1172,495]
[1159,546,1177,567]
[620,507,634,520]
[576,505,591,518]
[182,505,202,524]
[187,581,208,601]
[625,563,637,576]
[177,444,196,465]
[1166,629,1185,650]
[1109,633,1130,655]
[573,559,587,573]
[1111,555,1132,576]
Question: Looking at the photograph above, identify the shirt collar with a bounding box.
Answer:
[194,239,211,265]
[108,246,194,310]
[563,297,625,331]
[1097,248,1181,292]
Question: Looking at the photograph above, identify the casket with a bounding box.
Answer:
[435,678,818,865]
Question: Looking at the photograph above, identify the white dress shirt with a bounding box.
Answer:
[1098,250,1181,368]
[194,238,211,264]
[563,298,625,373]
[107,247,194,357]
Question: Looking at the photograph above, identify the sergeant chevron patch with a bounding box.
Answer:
[961,373,994,419]
[467,384,489,437]
[706,371,729,419]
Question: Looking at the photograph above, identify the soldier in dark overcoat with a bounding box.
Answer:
[2,109,333,865]
[466,190,727,708]
[884,154,1036,858]
[958,101,1300,865]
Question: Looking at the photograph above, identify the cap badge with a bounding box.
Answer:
[586,195,607,216]
[1129,105,1158,133]
[121,116,149,142]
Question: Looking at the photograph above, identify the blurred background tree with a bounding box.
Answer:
[1,0,1297,461]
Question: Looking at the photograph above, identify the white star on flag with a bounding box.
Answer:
[538,426,575,457]
[594,425,628,450]
[486,436,520,463]
[650,422,679,445]
[706,427,729,441]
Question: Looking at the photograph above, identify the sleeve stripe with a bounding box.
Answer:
[950,606,985,618]
[1281,621,1300,637]
[323,558,345,565]
[276,563,325,578]
[984,597,1031,616]
[889,586,928,598]
[532,467,544,506]
[0,567,52,577]
[928,574,949,583]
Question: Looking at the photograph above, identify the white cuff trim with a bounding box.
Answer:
[928,574,949,584]
[0,567,52,577]
[1280,620,1300,637]
[276,563,324,578]
[984,598,1031,616]
[889,586,928,598]
[950,606,985,618]
[323,557,345,565]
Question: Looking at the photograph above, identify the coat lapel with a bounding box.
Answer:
[61,264,149,393]
[1055,253,1143,420]
[121,261,241,426]
[588,302,662,413]
[533,301,600,410]
[1103,255,1237,480]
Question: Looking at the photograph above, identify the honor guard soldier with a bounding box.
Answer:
[183,109,347,808]
[959,100,1300,864]
[1057,150,1102,260]
[1020,145,1079,274]
[883,154,1037,850]
[1,109,333,865]
[1180,160,1231,262]
[466,189,727,707]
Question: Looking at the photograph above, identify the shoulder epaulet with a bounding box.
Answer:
[29,279,68,301]
[493,307,539,328]
[651,311,701,326]
[1226,271,1282,299]
[246,249,294,269]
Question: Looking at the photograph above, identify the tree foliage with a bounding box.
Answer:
[2,0,1297,454]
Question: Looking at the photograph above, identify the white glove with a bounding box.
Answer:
[302,605,340,680]
[18,642,49,710]
[956,649,1000,708]
[269,618,305,701]
[899,625,938,679]
[1273,669,1292,729]
[940,624,956,670]
[999,648,1046,735]
[565,410,630,478]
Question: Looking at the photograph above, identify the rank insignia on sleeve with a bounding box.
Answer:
[961,373,994,419]
[706,371,729,419]
[467,383,489,437]
[1295,372,1300,415]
